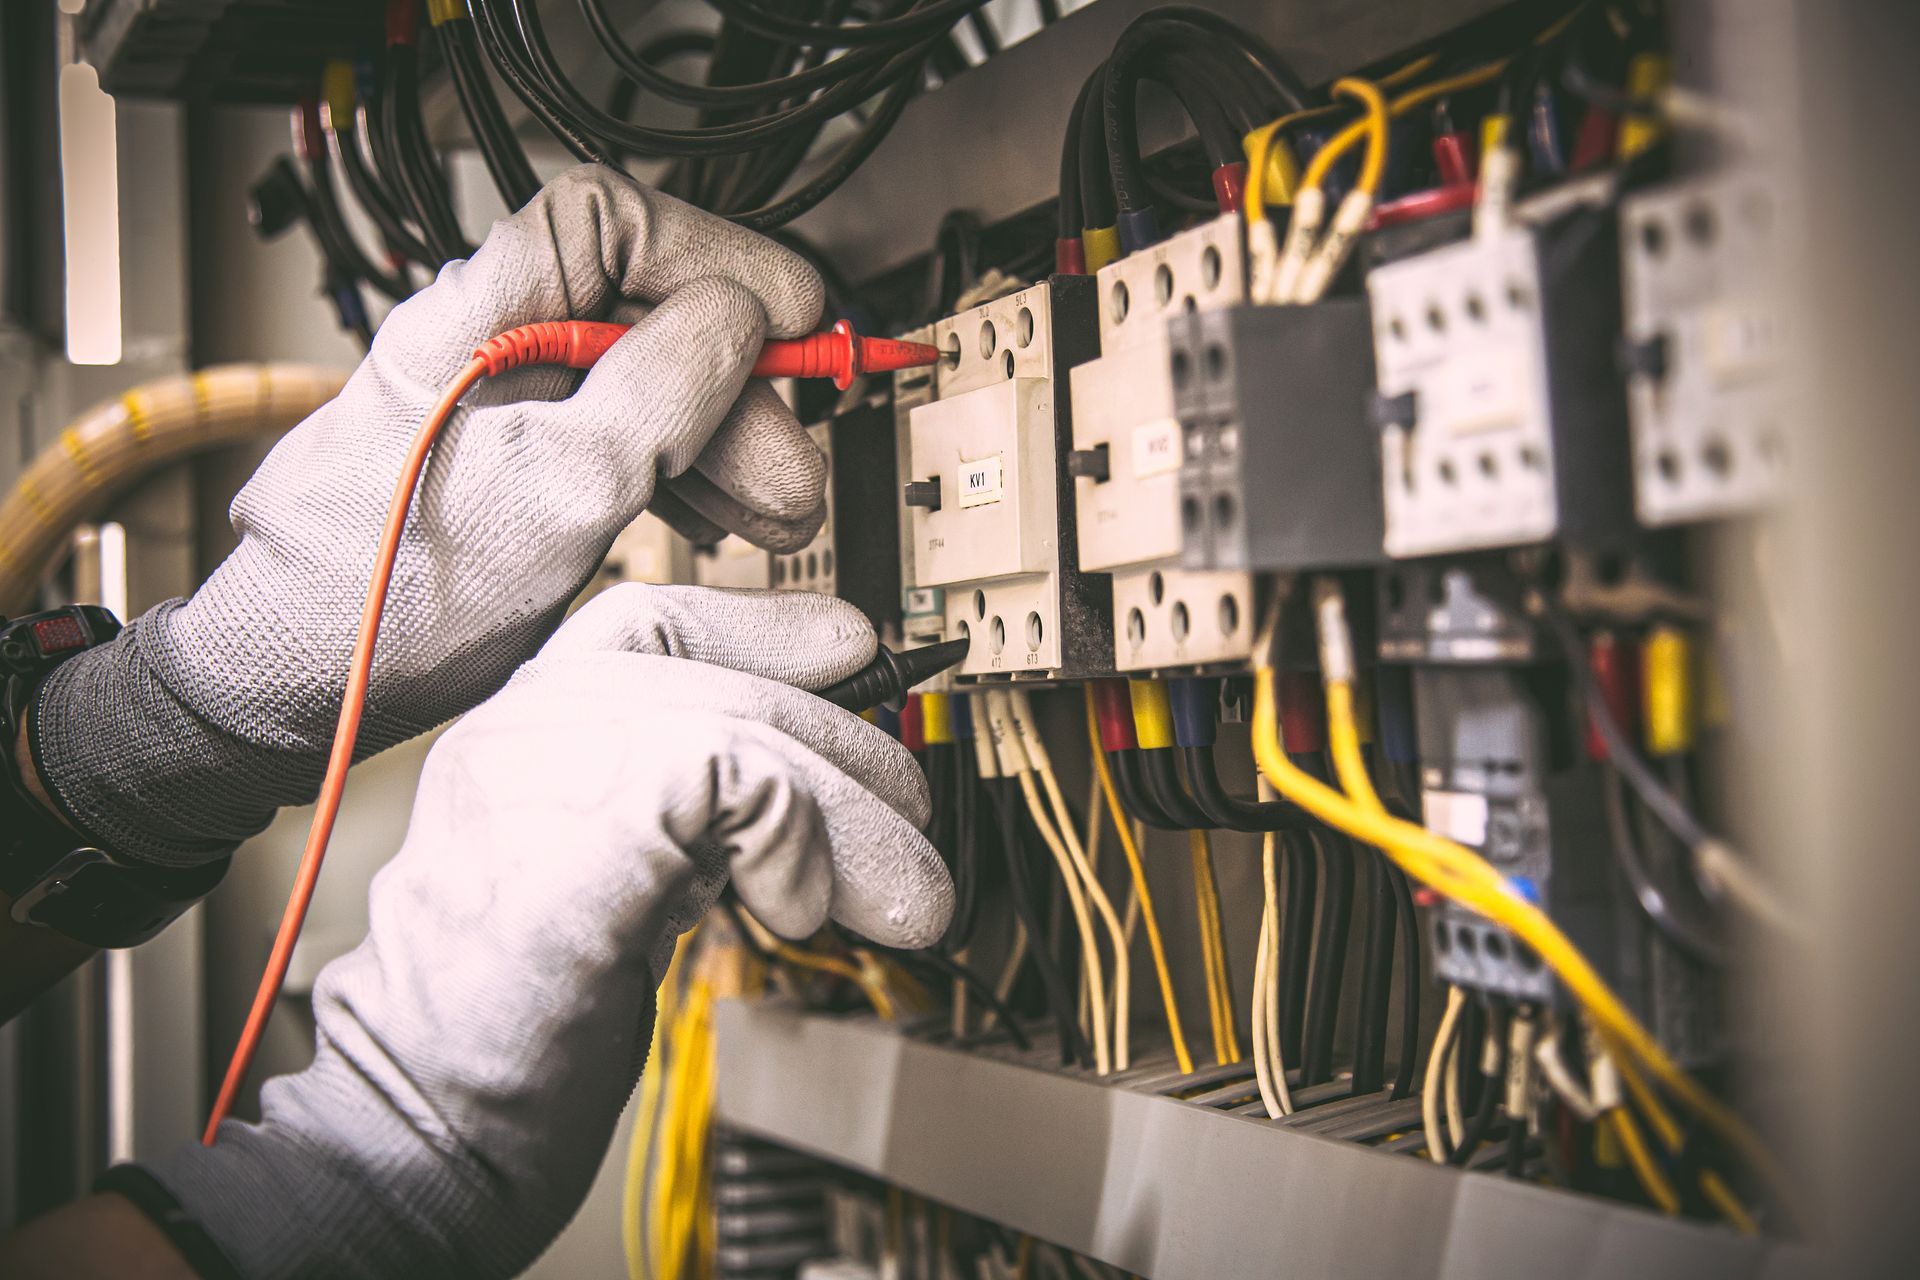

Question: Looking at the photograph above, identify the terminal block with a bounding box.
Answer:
[896,279,1108,682]
[1366,206,1632,558]
[1619,172,1787,525]
[1172,301,1384,572]
[1069,216,1256,673]
[770,401,901,635]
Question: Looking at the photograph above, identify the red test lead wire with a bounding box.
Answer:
[473,318,941,391]
[203,320,940,1144]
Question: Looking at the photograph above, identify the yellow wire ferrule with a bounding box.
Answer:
[426,0,467,25]
[1082,225,1121,274]
[920,691,954,745]
[321,61,356,130]
[1127,679,1176,751]
[1641,626,1696,756]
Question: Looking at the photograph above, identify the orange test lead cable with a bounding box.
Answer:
[203,321,940,1144]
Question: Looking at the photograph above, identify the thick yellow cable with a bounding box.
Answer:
[1251,664,1793,1212]
[1085,690,1195,1075]
[1611,1108,1682,1216]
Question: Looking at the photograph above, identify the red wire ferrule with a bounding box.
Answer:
[1092,679,1139,753]
[1055,237,1087,276]
[1210,162,1248,214]
[900,694,926,753]
[1277,672,1326,755]
[385,0,418,46]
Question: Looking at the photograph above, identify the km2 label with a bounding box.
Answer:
[958,455,1004,508]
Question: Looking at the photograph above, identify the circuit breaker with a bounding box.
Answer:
[896,279,1108,682]
[1068,216,1255,672]
[770,401,901,634]
[1367,206,1633,558]
[1619,173,1787,525]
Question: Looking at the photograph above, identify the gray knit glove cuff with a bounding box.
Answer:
[28,167,829,869]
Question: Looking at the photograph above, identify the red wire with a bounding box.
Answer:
[203,356,486,1143]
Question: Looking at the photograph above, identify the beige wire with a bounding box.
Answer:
[1424,986,1466,1163]
[1011,691,1132,1071]
[987,691,1111,1074]
[0,363,348,612]
[1251,829,1294,1117]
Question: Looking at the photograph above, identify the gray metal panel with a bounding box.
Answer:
[789,0,1514,281]
[714,1001,1812,1280]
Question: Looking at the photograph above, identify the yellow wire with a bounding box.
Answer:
[1611,1107,1681,1216]
[1189,829,1240,1064]
[1017,769,1112,1075]
[1085,690,1195,1074]
[1292,61,1511,213]
[1300,78,1391,197]
[1701,1170,1761,1236]
[626,936,692,1280]
[1248,661,1795,1215]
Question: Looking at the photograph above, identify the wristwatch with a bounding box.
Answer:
[1,605,229,948]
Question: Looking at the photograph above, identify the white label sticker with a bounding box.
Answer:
[1439,346,1530,436]
[958,455,1004,508]
[1421,788,1489,847]
[1131,417,1182,478]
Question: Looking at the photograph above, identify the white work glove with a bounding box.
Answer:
[32,166,830,868]
[145,584,952,1279]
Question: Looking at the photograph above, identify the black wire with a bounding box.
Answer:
[1351,850,1397,1096]
[1058,69,1097,237]
[1603,766,1729,964]
[706,0,993,48]
[990,779,1089,1066]
[946,741,983,948]
[731,59,923,229]
[332,107,434,265]
[1447,1002,1511,1166]
[505,0,925,155]
[382,42,473,262]
[302,143,412,301]
[470,0,633,167]
[1183,745,1308,832]
[1034,0,1058,23]
[440,14,541,210]
[1387,861,1421,1100]
[1137,748,1216,831]
[1077,62,1117,229]
[1300,827,1353,1085]
[1106,749,1177,829]
[1537,606,1717,857]
[908,947,1033,1050]
[1276,830,1316,1067]
[581,0,891,110]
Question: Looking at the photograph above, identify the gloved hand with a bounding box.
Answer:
[31,166,830,867]
[146,584,952,1279]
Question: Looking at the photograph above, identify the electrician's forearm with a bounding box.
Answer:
[3,715,97,1022]
[0,1194,196,1279]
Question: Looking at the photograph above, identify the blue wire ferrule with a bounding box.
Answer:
[1168,678,1219,749]
[1116,207,1160,255]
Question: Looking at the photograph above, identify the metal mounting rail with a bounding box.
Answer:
[713,1000,1813,1280]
